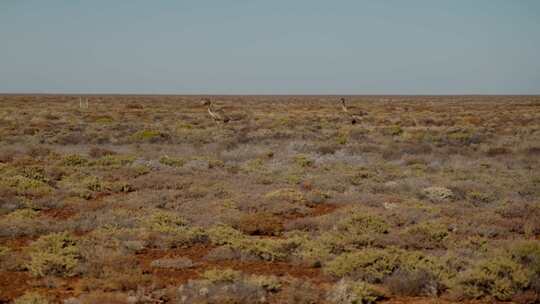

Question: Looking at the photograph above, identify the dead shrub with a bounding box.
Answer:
[233,212,283,236]
[0,148,16,163]
[486,147,511,157]
[278,279,324,304]
[89,147,117,158]
[150,257,196,269]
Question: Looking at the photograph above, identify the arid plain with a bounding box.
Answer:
[0,95,539,303]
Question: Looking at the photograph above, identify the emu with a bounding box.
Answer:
[79,96,89,109]
[202,98,230,124]
[340,98,366,125]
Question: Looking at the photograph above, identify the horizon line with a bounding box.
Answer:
[1,92,540,97]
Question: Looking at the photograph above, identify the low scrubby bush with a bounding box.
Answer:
[27,232,80,277]
[327,279,384,304]
[452,256,529,301]
[176,269,268,304]
[13,292,49,304]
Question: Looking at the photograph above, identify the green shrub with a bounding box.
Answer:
[324,248,399,282]
[452,256,529,300]
[13,292,49,304]
[108,181,134,193]
[21,166,48,184]
[0,175,52,196]
[176,122,193,130]
[62,154,88,166]
[130,130,168,142]
[467,191,495,205]
[328,279,384,304]
[292,213,389,262]
[5,209,39,220]
[399,222,449,249]
[291,232,335,265]
[398,250,448,278]
[93,115,114,124]
[143,210,206,247]
[27,232,80,277]
[381,125,403,136]
[207,225,291,261]
[249,275,282,292]
[294,154,314,168]
[83,176,105,192]
[422,186,454,202]
[509,240,540,276]
[325,248,447,284]
[337,133,348,145]
[202,268,242,283]
[0,245,9,258]
[144,210,187,233]
[337,212,389,235]
[446,129,479,145]
[207,225,246,246]
[242,158,266,173]
[264,188,306,204]
[159,156,185,167]
[240,238,291,261]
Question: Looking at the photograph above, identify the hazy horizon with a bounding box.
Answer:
[1,1,539,95]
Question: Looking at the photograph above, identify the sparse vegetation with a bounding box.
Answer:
[0,95,539,303]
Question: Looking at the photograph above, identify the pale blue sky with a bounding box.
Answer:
[1,1,539,94]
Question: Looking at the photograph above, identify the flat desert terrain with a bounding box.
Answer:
[0,95,539,303]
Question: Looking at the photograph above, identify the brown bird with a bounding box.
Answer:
[202,98,230,124]
[340,98,366,125]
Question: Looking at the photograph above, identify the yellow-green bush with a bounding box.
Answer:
[207,224,245,246]
[83,176,105,192]
[249,275,282,292]
[291,213,389,263]
[324,248,399,282]
[294,154,314,168]
[0,175,52,196]
[242,158,266,173]
[143,210,206,247]
[381,125,403,136]
[324,248,447,284]
[27,232,80,277]
[129,130,167,142]
[62,154,88,166]
[508,240,540,290]
[337,133,348,145]
[5,209,39,220]
[337,212,389,235]
[21,166,48,184]
[264,188,306,204]
[290,232,335,265]
[509,241,540,274]
[202,268,242,283]
[0,245,9,258]
[400,221,449,249]
[327,279,384,304]
[13,292,49,304]
[452,256,529,300]
[143,210,187,233]
[207,225,292,261]
[159,156,185,167]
